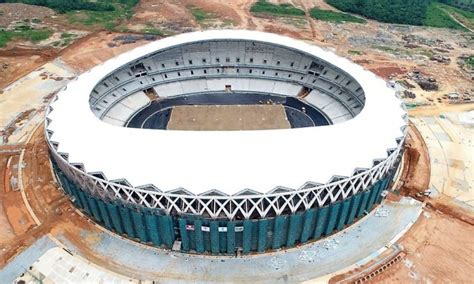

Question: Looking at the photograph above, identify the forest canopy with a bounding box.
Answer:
[326,0,473,29]
[326,0,431,26]
[0,0,138,13]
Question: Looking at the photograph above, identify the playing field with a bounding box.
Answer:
[166,105,291,130]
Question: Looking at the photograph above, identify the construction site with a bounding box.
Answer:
[0,1,473,283]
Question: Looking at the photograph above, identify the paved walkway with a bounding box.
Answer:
[0,236,57,283]
[21,247,133,283]
[1,58,75,144]
[53,197,422,283]
[411,113,473,207]
[0,198,422,283]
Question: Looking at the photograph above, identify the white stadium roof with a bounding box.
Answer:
[47,30,406,195]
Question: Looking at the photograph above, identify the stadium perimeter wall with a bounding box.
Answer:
[52,160,398,255]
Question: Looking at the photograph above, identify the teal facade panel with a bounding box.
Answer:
[376,177,389,204]
[202,222,211,253]
[313,206,329,239]
[286,213,303,247]
[336,199,351,231]
[52,158,396,255]
[106,203,123,234]
[272,215,286,250]
[374,184,383,205]
[187,221,196,251]
[194,219,204,253]
[145,213,161,246]
[67,182,82,208]
[219,222,227,254]
[257,219,268,252]
[179,219,190,251]
[227,221,236,254]
[251,220,259,251]
[159,215,174,248]
[324,202,341,236]
[57,173,71,195]
[77,190,91,215]
[97,199,112,230]
[210,221,219,254]
[242,220,252,254]
[131,210,147,242]
[347,193,362,225]
[300,209,316,243]
[357,191,371,218]
[366,183,380,212]
[119,206,135,238]
[86,196,101,223]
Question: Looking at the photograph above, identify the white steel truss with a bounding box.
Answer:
[47,131,404,220]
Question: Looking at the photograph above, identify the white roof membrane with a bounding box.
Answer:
[46,30,406,195]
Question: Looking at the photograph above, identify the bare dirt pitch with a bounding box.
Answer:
[167,105,291,130]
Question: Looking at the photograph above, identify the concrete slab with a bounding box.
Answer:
[412,113,473,207]
[0,59,76,143]
[434,132,452,142]
[17,247,134,284]
[0,236,57,283]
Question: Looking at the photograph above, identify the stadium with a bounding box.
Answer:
[45,30,407,255]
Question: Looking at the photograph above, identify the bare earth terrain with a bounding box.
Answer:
[0,0,473,282]
[167,105,291,130]
[369,209,474,283]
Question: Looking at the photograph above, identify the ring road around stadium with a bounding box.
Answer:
[45,30,407,255]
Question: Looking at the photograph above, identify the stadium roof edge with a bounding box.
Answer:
[46,30,406,195]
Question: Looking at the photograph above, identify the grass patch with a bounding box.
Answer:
[22,29,52,42]
[187,5,232,28]
[441,0,474,11]
[372,45,436,59]
[279,16,308,28]
[141,27,164,36]
[61,39,72,47]
[65,0,138,31]
[0,25,52,47]
[467,56,474,68]
[60,32,74,39]
[326,0,428,26]
[442,4,474,20]
[435,3,474,30]
[114,24,133,33]
[373,45,412,56]
[309,7,366,23]
[416,48,435,58]
[348,50,364,55]
[188,5,215,23]
[424,2,468,30]
[0,32,13,48]
[250,0,305,17]
[31,18,42,24]
[372,45,403,54]
[59,33,75,47]
[464,55,474,69]
[221,19,235,27]
[2,0,116,13]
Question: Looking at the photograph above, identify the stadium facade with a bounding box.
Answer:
[45,30,407,255]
